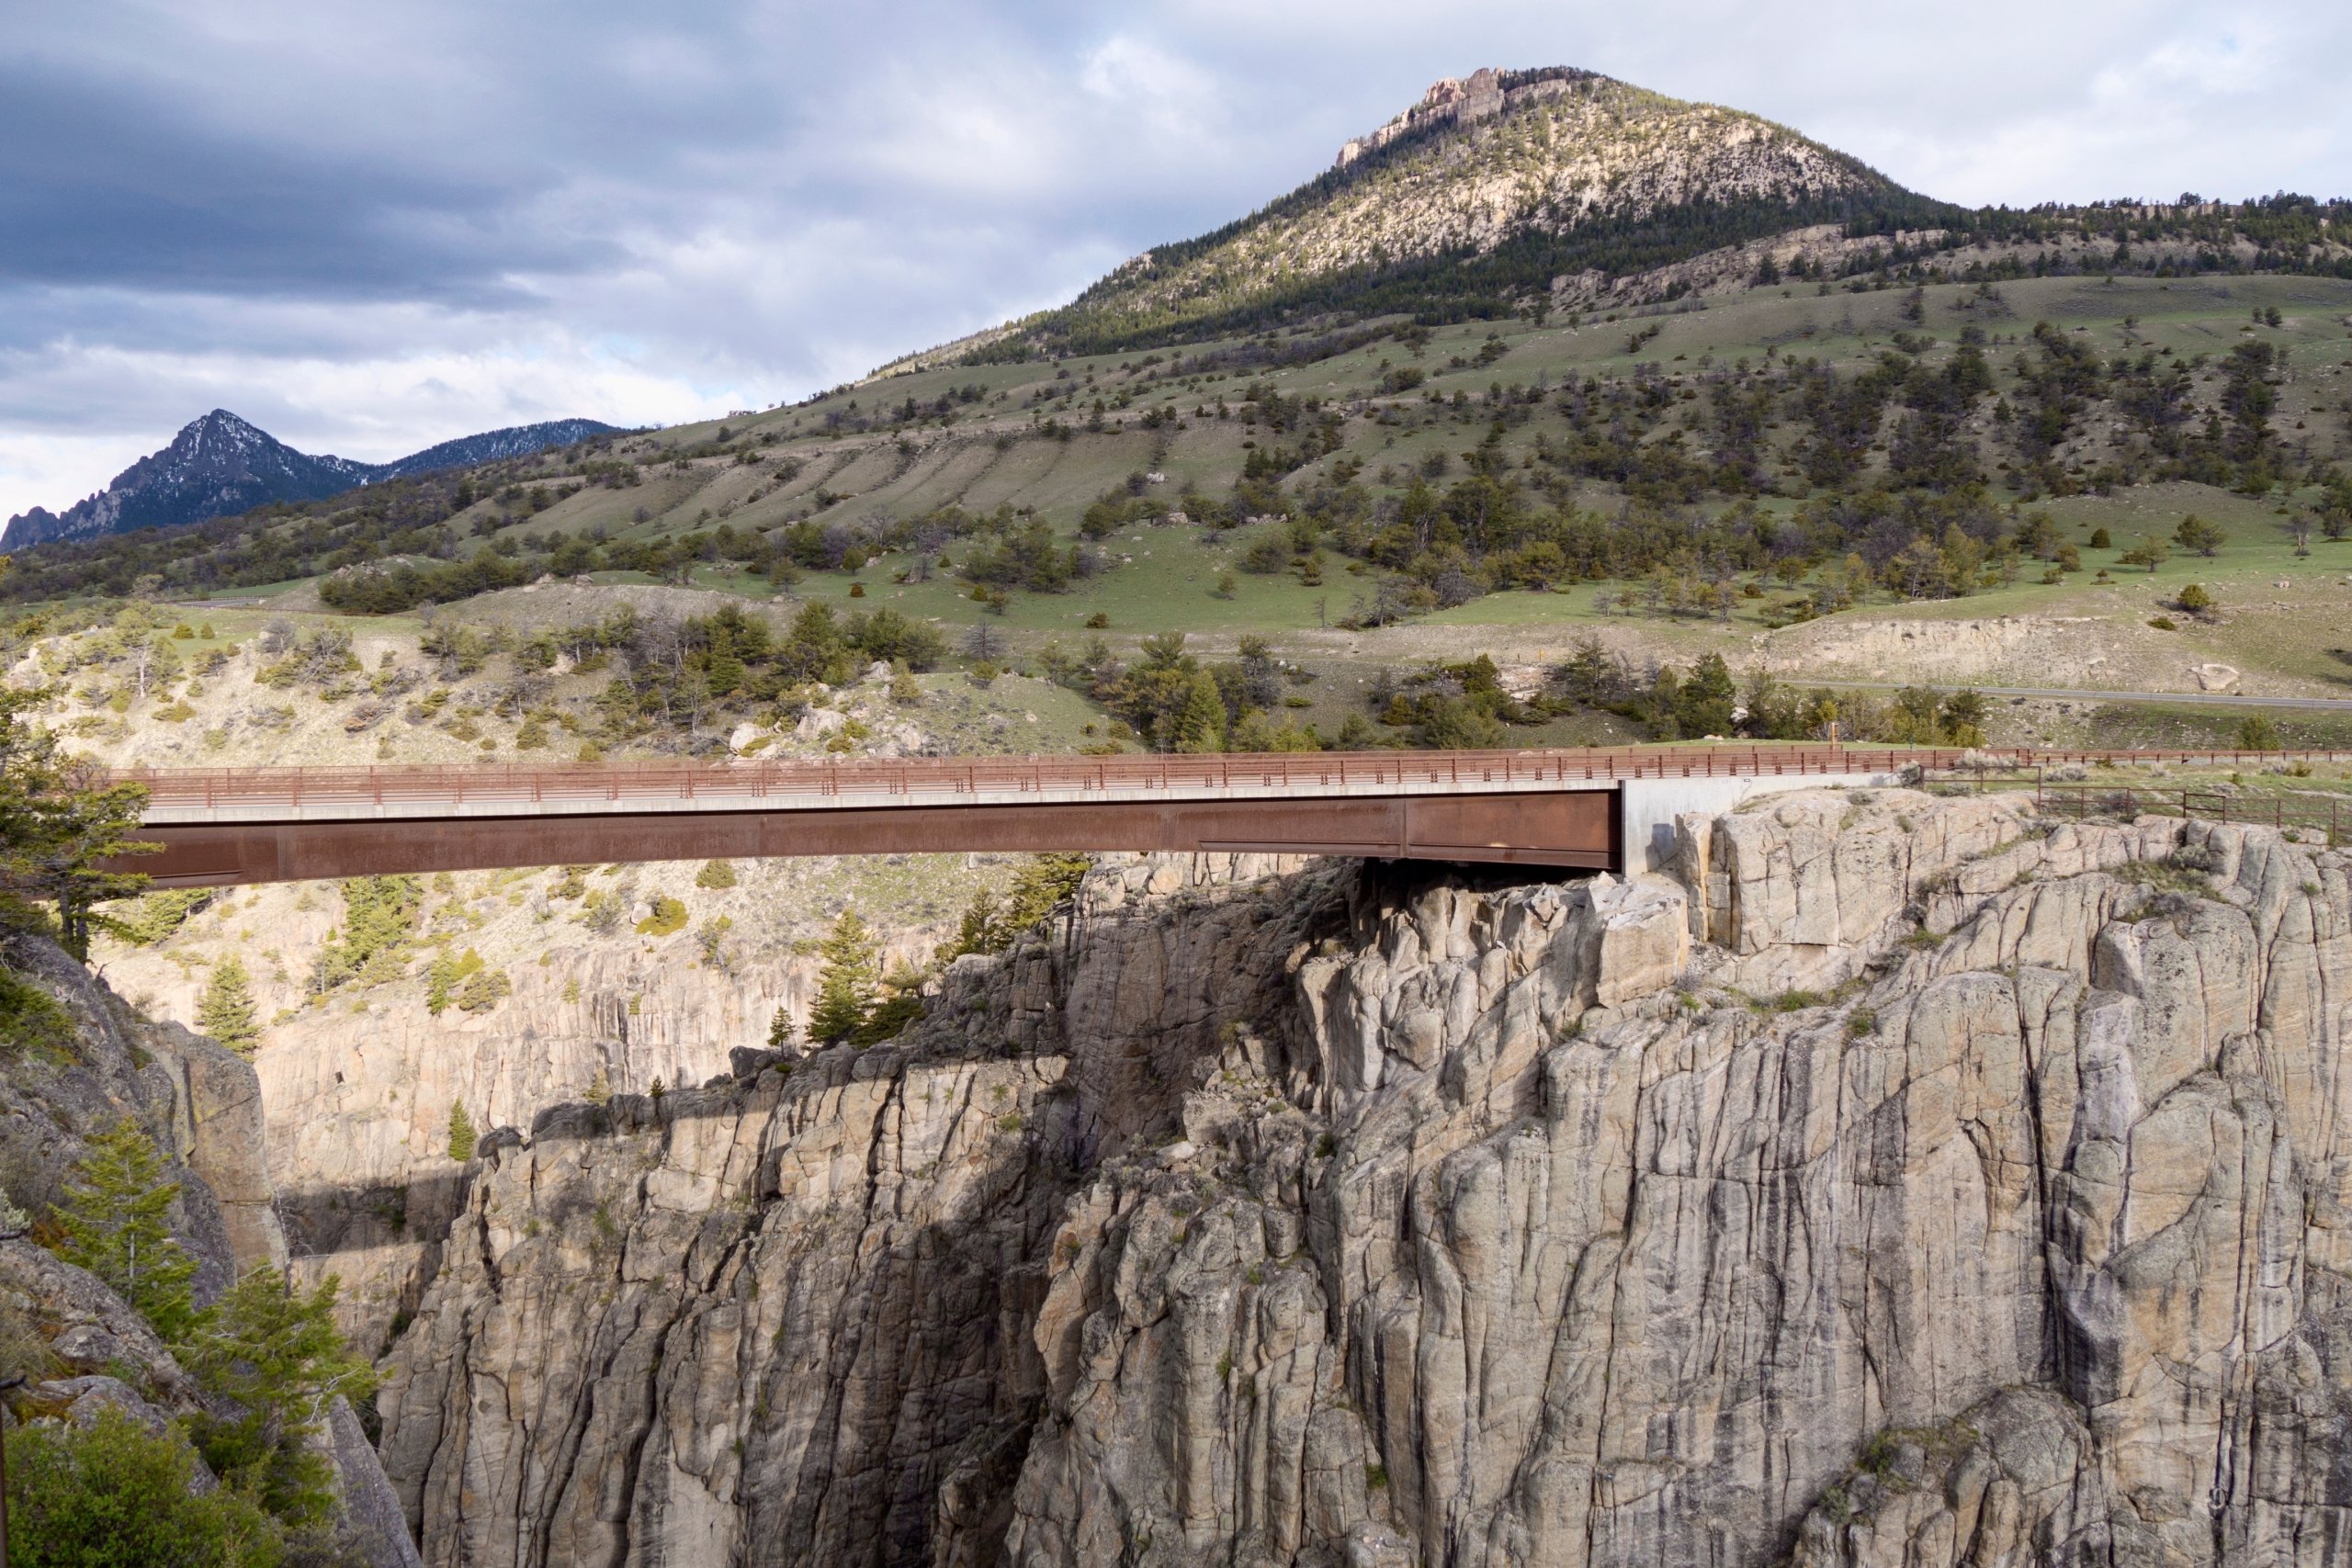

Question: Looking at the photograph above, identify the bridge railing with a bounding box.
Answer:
[109,744,1916,809]
[102,745,2350,813]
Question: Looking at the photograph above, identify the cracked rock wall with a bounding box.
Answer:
[376,795,2352,1566]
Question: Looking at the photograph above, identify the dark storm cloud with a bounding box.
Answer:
[0,61,593,303]
[3,0,2346,518]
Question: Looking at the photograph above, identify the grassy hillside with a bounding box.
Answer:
[5,267,2349,762]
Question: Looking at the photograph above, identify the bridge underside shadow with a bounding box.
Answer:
[127,790,1622,887]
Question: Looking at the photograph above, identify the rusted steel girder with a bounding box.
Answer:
[117,789,1620,887]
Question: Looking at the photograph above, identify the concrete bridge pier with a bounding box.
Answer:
[1618,769,1903,873]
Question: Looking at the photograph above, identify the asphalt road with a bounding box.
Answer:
[1806,681,2352,713]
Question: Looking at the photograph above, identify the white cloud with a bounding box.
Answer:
[0,431,163,519]
[1080,33,1225,145]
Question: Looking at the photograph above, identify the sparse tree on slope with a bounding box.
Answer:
[0,686,156,960]
[1172,670,1228,753]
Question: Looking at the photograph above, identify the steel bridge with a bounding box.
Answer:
[101,745,2335,888]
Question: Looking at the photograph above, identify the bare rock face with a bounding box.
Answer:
[375,852,1341,1566]
[375,794,2352,1565]
[0,931,285,1292]
[238,900,947,1349]
[255,935,825,1347]
[0,931,413,1566]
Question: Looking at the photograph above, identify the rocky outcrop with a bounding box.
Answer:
[0,930,415,1565]
[1335,67,1591,169]
[96,852,988,1349]
[373,794,2352,1565]
[375,852,1334,1565]
[1760,614,2130,688]
[0,930,285,1292]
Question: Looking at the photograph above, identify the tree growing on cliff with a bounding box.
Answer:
[312,874,421,992]
[196,955,258,1055]
[447,1101,479,1162]
[944,853,1092,961]
[0,685,156,960]
[51,1119,199,1341]
[177,1267,377,1531]
[6,1407,285,1567]
[809,910,880,1043]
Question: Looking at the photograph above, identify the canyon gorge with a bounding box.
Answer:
[22,779,2347,1564]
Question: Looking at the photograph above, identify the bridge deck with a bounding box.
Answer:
[101,745,2337,887]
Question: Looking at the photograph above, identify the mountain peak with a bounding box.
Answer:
[3,413,619,552]
[967,66,1937,359]
[179,408,274,456]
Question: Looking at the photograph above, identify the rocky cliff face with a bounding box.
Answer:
[0,930,417,1566]
[0,929,285,1292]
[95,851,996,1350]
[374,851,1333,1564]
[373,792,2352,1565]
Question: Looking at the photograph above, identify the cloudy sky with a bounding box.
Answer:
[5,0,2345,521]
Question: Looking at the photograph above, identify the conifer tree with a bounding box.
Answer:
[809,909,879,1043]
[196,954,258,1055]
[1172,669,1227,753]
[946,887,1003,960]
[447,1100,479,1162]
[177,1266,378,1528]
[51,1119,199,1340]
[0,686,157,958]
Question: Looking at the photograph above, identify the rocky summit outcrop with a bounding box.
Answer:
[373,791,2352,1566]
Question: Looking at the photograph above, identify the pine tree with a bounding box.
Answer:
[0,687,157,959]
[1172,669,1227,753]
[2173,513,2226,558]
[946,888,1002,960]
[1673,653,1738,738]
[313,874,421,990]
[766,1005,799,1051]
[447,1101,479,1162]
[196,954,258,1055]
[51,1119,199,1340]
[808,909,879,1043]
[177,1266,378,1529]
